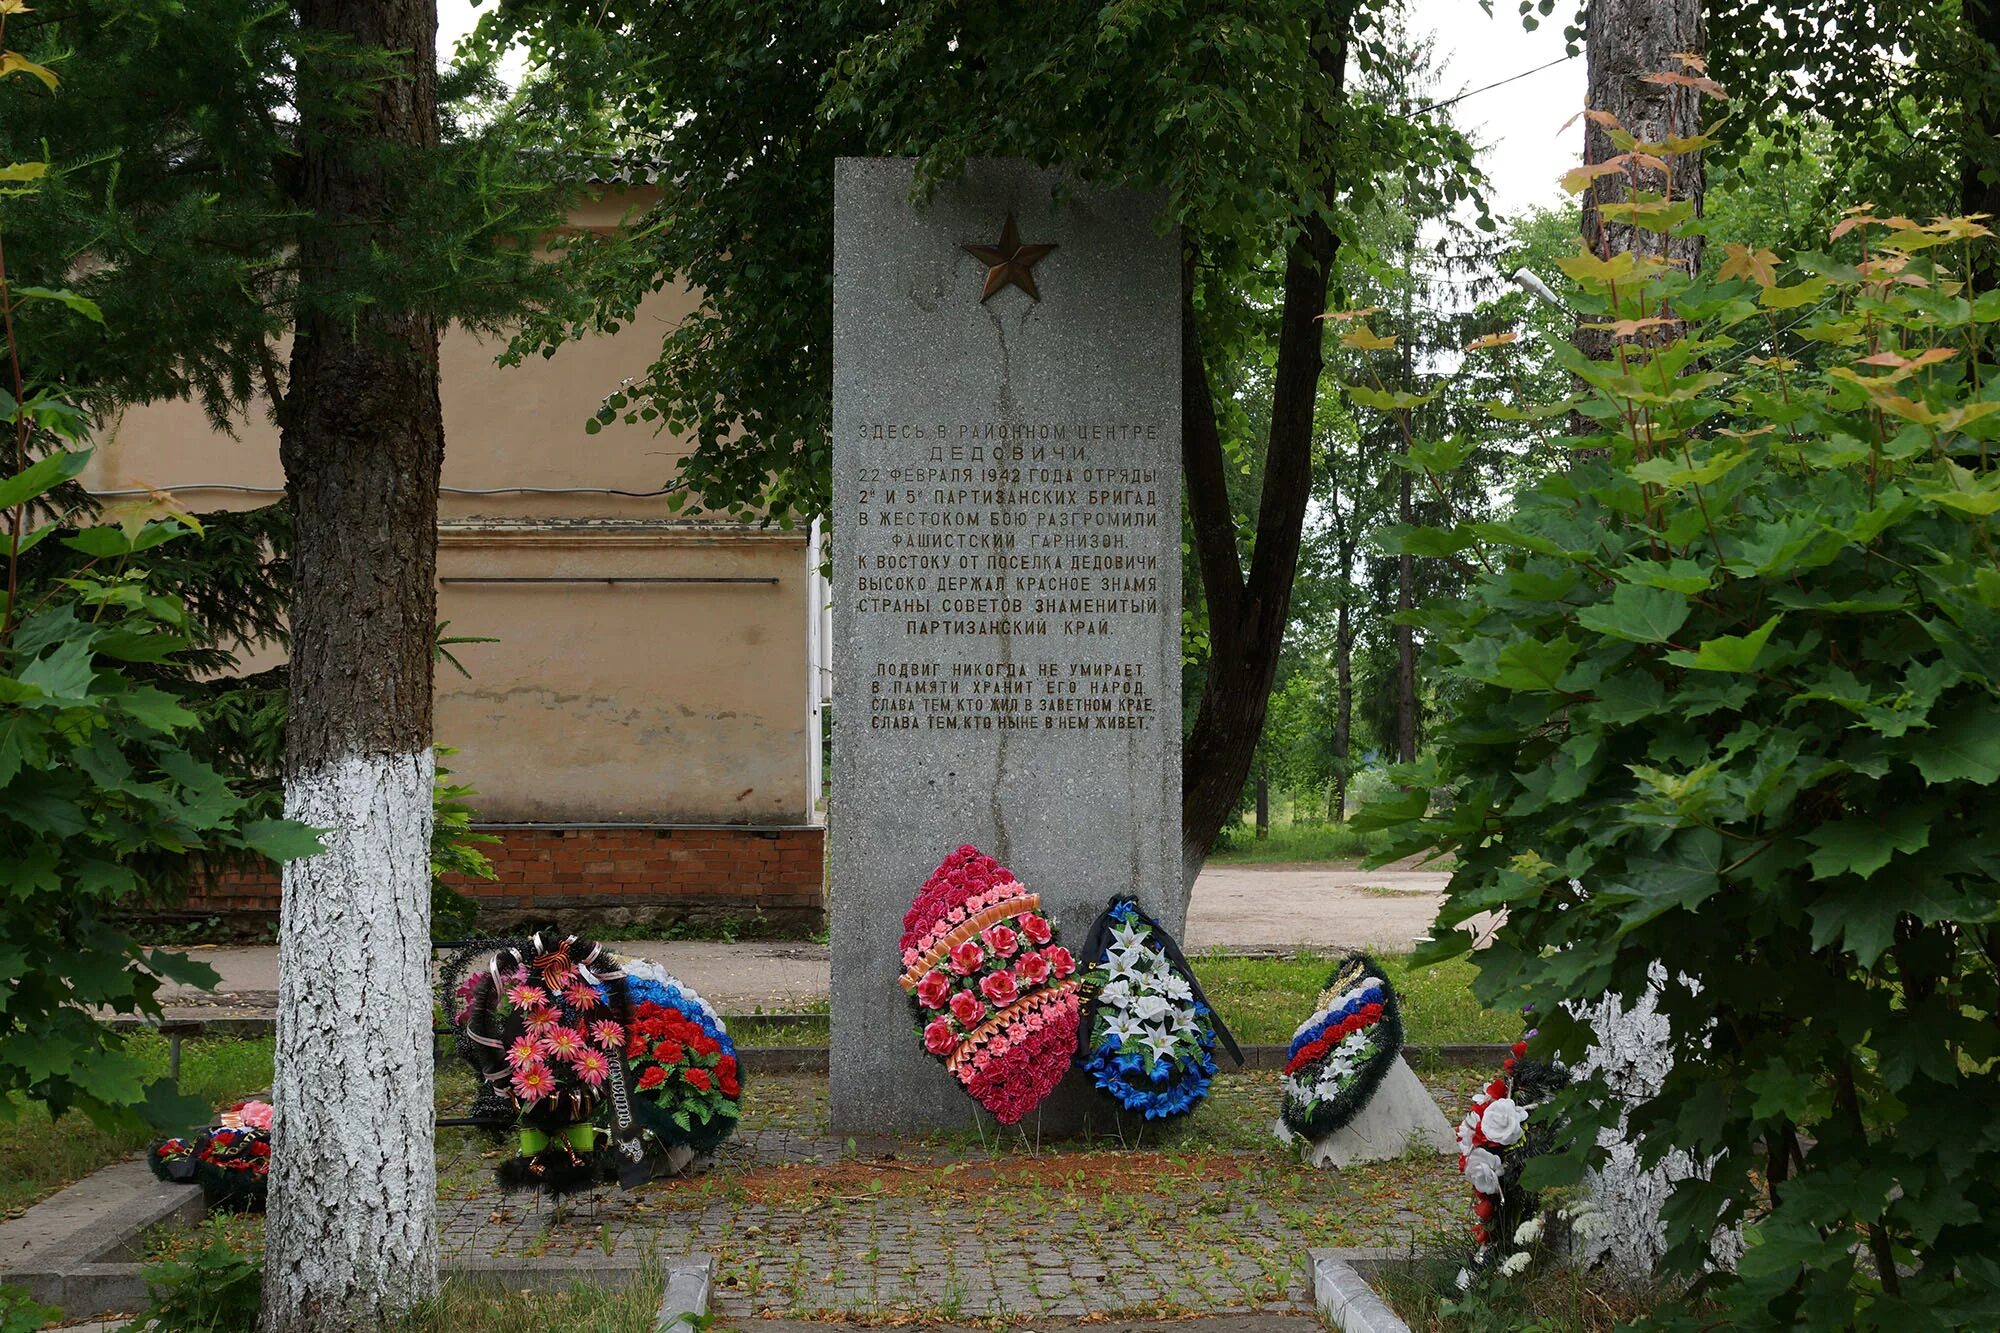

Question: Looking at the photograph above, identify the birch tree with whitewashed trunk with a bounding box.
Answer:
[260,0,444,1325]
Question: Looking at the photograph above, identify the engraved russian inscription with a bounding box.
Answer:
[852,419,1166,734]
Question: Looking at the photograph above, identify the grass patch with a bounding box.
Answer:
[1376,1231,1677,1331]
[1206,820,1389,865]
[727,1016,828,1048]
[1196,951,1518,1047]
[0,1033,275,1219]
[401,1274,663,1332]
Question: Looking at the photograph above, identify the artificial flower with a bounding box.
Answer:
[506,1035,545,1070]
[542,1026,585,1062]
[1480,1097,1527,1147]
[979,970,1020,1006]
[901,846,1078,1124]
[511,1062,557,1102]
[1463,1147,1504,1196]
[1109,919,1148,953]
[573,1049,610,1087]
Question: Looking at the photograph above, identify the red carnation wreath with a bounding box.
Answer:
[899,845,1079,1124]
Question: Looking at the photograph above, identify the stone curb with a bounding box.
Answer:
[0,1160,204,1319]
[655,1256,713,1329]
[1310,1248,1411,1333]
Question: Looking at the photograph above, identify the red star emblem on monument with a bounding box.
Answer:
[962,213,1058,302]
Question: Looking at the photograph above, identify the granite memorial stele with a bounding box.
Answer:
[829,157,1182,1134]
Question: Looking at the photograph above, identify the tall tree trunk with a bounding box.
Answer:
[1254,767,1270,840]
[1333,525,1354,824]
[1336,584,1352,816]
[261,1,443,1328]
[1579,0,1706,281]
[1573,0,1718,1282]
[1394,461,1416,763]
[1180,15,1348,888]
[1394,263,1417,766]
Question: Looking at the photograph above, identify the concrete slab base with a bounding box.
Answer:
[1276,1056,1456,1168]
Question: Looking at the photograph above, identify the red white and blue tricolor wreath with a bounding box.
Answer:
[1277,952,1404,1142]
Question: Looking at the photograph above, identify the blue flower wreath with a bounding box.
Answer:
[1074,898,1240,1120]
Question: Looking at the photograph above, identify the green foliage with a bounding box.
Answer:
[1706,2,1973,221]
[1378,1224,1675,1333]
[1,1034,275,1216]
[0,2,583,429]
[482,0,1486,525]
[138,1232,262,1333]
[1372,186,2000,1326]
[0,23,311,1137]
[430,748,496,940]
[0,462,312,1132]
[0,1285,58,1333]
[1204,815,1387,865]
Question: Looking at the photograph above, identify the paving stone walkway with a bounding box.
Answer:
[432,1068,1481,1323]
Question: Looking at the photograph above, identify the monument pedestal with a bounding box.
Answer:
[829,158,1181,1134]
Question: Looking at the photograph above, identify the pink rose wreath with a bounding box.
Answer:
[898,845,1080,1124]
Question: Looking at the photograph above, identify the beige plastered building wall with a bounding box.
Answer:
[80,187,822,830]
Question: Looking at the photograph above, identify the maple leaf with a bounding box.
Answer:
[1561,161,1627,194]
[1464,331,1518,353]
[1641,70,1729,100]
[1718,243,1779,288]
[1579,315,1682,340]
[1561,107,1627,134]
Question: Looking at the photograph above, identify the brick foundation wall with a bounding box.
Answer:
[180,824,826,928]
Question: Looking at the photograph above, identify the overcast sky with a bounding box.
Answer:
[436,0,1583,220]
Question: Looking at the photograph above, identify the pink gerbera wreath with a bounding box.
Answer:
[899,845,1080,1124]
